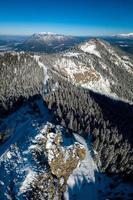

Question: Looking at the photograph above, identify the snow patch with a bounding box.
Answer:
[6,151,12,159]
[81,74,117,98]
[80,43,101,58]
[64,52,80,58]
[19,168,37,193]
[34,55,49,84]
[54,57,88,82]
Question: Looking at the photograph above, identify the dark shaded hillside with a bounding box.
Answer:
[45,77,133,179]
[89,91,133,143]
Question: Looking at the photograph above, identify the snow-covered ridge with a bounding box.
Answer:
[51,40,116,97]
[34,32,58,35]
[64,52,81,58]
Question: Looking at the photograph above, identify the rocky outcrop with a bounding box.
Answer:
[46,131,86,178]
[26,123,86,199]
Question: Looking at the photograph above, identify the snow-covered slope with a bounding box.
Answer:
[0,98,96,200]
[0,98,52,199]
[41,39,133,102]
[64,134,98,200]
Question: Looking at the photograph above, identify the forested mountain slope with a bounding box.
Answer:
[0,39,133,199]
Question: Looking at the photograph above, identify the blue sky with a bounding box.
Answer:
[0,0,133,36]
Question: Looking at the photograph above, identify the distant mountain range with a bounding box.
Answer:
[17,32,89,53]
[0,32,133,54]
[113,33,133,39]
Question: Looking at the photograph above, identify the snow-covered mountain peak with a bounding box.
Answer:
[40,38,133,101]
[78,39,115,56]
[19,32,81,52]
[78,38,130,60]
[113,33,133,38]
[30,32,73,42]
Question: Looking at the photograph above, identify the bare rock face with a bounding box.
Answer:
[46,132,86,180]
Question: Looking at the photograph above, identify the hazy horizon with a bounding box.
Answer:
[0,30,133,37]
